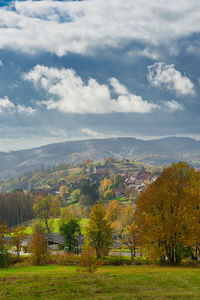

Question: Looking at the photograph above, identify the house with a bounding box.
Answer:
[45,233,64,250]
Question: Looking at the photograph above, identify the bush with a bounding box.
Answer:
[55,251,79,265]
[79,246,102,273]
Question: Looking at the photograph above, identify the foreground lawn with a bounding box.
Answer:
[0,265,200,299]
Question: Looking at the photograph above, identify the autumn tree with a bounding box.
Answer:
[80,246,102,273]
[114,206,135,236]
[29,223,49,265]
[0,224,9,267]
[106,200,122,224]
[59,185,69,197]
[102,178,112,191]
[10,225,28,258]
[135,162,200,264]
[33,195,60,233]
[85,204,113,258]
[122,222,140,261]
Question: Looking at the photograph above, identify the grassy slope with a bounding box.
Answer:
[0,265,200,299]
[25,217,88,234]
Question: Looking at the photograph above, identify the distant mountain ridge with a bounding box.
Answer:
[0,136,200,181]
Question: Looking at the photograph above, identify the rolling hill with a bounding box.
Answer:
[0,136,200,180]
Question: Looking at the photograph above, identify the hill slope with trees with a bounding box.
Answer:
[0,136,200,180]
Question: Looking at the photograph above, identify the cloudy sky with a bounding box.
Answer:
[0,0,200,151]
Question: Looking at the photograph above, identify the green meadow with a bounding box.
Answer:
[0,265,200,299]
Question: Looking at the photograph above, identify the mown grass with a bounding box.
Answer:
[0,264,200,299]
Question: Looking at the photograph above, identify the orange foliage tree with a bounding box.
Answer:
[102,178,112,191]
[135,162,200,263]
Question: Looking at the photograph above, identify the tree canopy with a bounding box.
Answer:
[135,162,200,263]
[85,204,113,258]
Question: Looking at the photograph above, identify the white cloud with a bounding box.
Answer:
[81,128,105,138]
[23,65,159,114]
[0,60,3,67]
[164,100,183,112]
[17,104,36,115]
[0,1,200,56]
[0,96,36,115]
[127,48,160,60]
[147,62,195,96]
[109,78,128,95]
[0,96,14,112]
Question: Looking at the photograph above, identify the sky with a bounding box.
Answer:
[0,0,200,151]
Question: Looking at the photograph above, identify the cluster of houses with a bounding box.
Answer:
[4,232,121,255]
[90,164,158,197]
[30,161,159,202]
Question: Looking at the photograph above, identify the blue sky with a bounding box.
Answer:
[0,0,200,151]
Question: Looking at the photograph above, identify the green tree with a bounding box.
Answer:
[85,204,113,258]
[60,218,81,253]
[33,195,60,233]
[71,189,81,202]
[114,175,123,187]
[104,190,114,200]
[80,181,99,205]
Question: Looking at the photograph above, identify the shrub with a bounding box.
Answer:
[55,251,79,265]
[79,246,102,273]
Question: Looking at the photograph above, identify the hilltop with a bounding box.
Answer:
[0,136,199,181]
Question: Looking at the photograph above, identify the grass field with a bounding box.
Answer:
[0,265,200,299]
[25,217,89,234]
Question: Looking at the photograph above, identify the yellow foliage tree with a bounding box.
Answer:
[122,222,141,261]
[59,185,69,197]
[106,200,122,224]
[29,223,49,265]
[33,195,60,233]
[85,204,113,258]
[135,162,200,263]
[10,225,27,258]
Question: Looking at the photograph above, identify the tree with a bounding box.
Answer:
[135,162,200,264]
[114,206,135,236]
[0,224,9,267]
[80,181,99,205]
[104,190,114,200]
[114,175,123,187]
[122,222,140,261]
[80,246,102,273]
[10,225,27,258]
[29,223,49,265]
[85,204,113,258]
[33,195,60,233]
[59,185,69,197]
[60,218,80,253]
[106,200,122,223]
[102,178,112,191]
[0,192,34,227]
[71,189,81,202]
